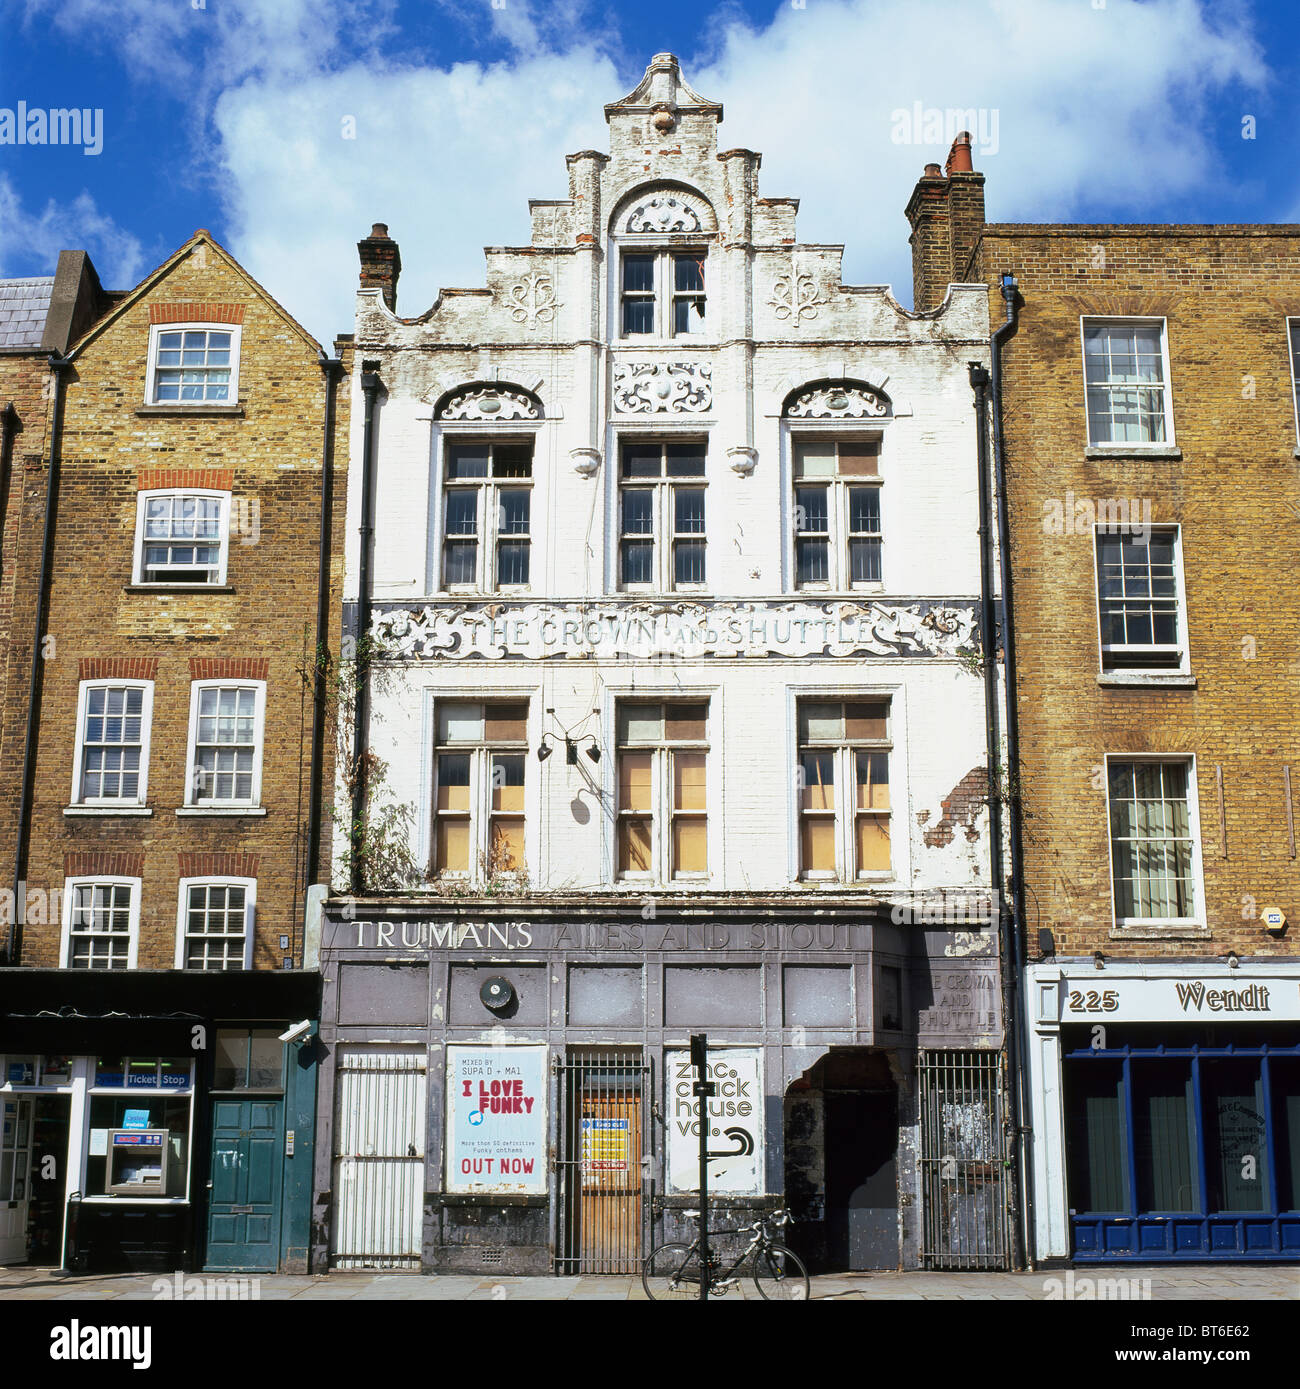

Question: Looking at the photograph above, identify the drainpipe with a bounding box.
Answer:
[305,355,342,895]
[968,357,1022,1271]
[0,402,17,572]
[350,364,382,894]
[9,357,70,965]
[988,273,1034,1269]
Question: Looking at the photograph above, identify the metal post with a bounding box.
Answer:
[690,1033,713,1301]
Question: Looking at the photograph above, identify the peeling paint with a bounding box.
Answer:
[922,766,988,847]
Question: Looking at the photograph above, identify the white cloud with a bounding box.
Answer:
[208,0,1267,338]
[0,175,146,285]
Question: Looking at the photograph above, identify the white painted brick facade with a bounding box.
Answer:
[341,54,995,904]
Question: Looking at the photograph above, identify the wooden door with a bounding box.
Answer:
[579,1089,642,1272]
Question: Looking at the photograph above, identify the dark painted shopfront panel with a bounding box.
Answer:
[315,904,1007,1275]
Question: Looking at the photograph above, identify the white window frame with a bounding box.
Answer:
[1092,523,1189,674]
[788,433,886,594]
[131,488,231,586]
[439,438,534,594]
[794,697,894,884]
[1288,316,1300,450]
[615,437,708,594]
[183,680,267,808]
[1079,315,1175,448]
[616,246,709,341]
[60,876,141,970]
[70,679,153,807]
[613,699,710,885]
[145,321,241,406]
[1104,754,1206,934]
[430,700,529,881]
[174,877,256,970]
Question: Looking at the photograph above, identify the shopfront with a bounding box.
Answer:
[1027,961,1300,1262]
[0,969,320,1273]
[314,898,1010,1274]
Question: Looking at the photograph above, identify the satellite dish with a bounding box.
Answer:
[480,976,515,1011]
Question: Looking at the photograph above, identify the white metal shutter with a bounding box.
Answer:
[331,1049,427,1269]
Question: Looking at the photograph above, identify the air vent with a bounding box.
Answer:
[480,1248,503,1265]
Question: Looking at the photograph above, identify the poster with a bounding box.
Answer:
[446,1045,547,1194]
[666,1047,763,1194]
[582,1117,629,1172]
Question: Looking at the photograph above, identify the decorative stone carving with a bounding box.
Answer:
[437,386,541,421]
[727,445,758,476]
[624,195,701,233]
[612,361,712,414]
[769,273,828,325]
[785,383,890,419]
[506,272,560,329]
[370,599,979,662]
[570,447,601,477]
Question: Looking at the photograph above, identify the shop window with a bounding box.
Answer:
[441,440,532,591]
[87,1056,193,1201]
[618,440,707,591]
[432,700,528,879]
[1274,1059,1300,1212]
[1202,1059,1269,1213]
[1065,1059,1129,1212]
[213,1029,285,1090]
[1106,759,1201,927]
[616,700,708,881]
[1132,1059,1197,1213]
[792,438,882,590]
[797,698,892,880]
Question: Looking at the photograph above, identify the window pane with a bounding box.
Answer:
[623,299,654,335]
[1203,1060,1268,1212]
[799,703,841,742]
[1133,1060,1197,1212]
[848,486,880,533]
[665,703,707,742]
[801,818,836,873]
[619,752,653,811]
[673,254,704,293]
[498,489,530,534]
[484,703,528,742]
[621,489,653,533]
[856,750,889,807]
[838,441,880,476]
[436,818,470,873]
[800,751,834,810]
[490,817,525,871]
[618,818,653,873]
[856,816,891,872]
[794,443,835,478]
[795,485,829,532]
[491,753,526,812]
[665,443,706,477]
[672,817,707,874]
[621,539,653,584]
[845,702,888,740]
[622,254,654,293]
[444,491,478,534]
[674,488,705,533]
[444,540,477,584]
[1066,1061,1129,1212]
[436,752,471,810]
[618,705,661,742]
[674,540,706,585]
[849,538,882,584]
[621,446,662,479]
[437,703,482,743]
[213,1032,248,1089]
[446,445,489,480]
[673,752,706,811]
[496,540,529,586]
[492,445,532,478]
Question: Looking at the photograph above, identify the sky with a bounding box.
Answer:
[1,0,1297,343]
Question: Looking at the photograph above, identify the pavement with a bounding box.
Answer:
[0,1265,1296,1300]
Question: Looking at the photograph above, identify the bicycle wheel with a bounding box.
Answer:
[752,1243,810,1301]
[642,1242,705,1300]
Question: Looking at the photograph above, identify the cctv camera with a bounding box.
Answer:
[279,1020,312,1044]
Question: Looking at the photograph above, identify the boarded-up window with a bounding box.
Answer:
[432,702,529,878]
[617,701,708,880]
[798,699,892,879]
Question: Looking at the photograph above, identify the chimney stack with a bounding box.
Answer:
[904,134,986,312]
[358,222,401,312]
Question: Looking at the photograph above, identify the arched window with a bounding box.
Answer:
[611,186,716,341]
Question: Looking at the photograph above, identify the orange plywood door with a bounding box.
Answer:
[579,1090,642,1273]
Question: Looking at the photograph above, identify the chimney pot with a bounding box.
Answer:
[371,222,389,238]
[924,163,943,178]
[945,131,974,175]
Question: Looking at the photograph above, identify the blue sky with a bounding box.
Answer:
[1,0,1297,341]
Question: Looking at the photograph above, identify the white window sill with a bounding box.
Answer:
[64,805,154,817]
[135,403,244,418]
[1110,920,1210,939]
[176,806,267,817]
[1097,672,1197,689]
[1084,444,1182,460]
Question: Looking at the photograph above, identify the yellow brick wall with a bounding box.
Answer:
[978,228,1300,959]
[16,236,349,969]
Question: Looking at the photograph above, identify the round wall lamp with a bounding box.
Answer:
[480,976,515,1012]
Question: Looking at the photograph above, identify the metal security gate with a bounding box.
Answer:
[919,1050,1011,1269]
[331,1049,427,1270]
[555,1050,650,1274]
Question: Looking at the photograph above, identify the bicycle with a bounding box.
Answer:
[641,1208,810,1301]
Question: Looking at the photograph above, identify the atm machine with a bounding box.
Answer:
[106,1129,168,1197]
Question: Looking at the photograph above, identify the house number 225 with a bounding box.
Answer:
[1067,989,1119,1012]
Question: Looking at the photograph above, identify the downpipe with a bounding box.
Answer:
[350,365,382,894]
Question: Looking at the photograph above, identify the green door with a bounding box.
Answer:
[206,1099,283,1272]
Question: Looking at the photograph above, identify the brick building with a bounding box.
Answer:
[314,55,1014,1278]
[909,141,1300,1263]
[0,233,348,1274]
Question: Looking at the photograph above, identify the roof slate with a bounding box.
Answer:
[0,276,55,349]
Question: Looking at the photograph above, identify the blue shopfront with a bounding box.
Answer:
[1028,962,1300,1264]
